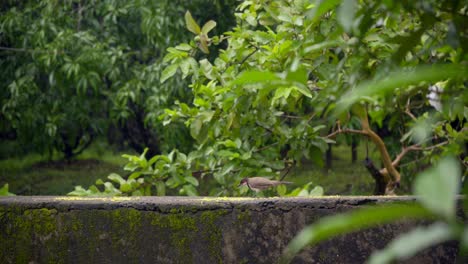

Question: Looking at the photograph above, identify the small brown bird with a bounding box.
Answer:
[239,177,292,192]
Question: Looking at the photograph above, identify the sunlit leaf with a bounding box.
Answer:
[232,70,280,85]
[185,11,201,34]
[198,34,210,54]
[161,63,179,83]
[190,116,203,139]
[201,20,216,35]
[108,173,126,185]
[306,0,341,28]
[293,85,313,98]
[309,186,324,196]
[0,184,15,196]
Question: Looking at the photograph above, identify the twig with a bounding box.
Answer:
[256,121,274,134]
[255,142,279,153]
[280,114,303,119]
[220,45,259,74]
[280,163,293,181]
[386,141,449,170]
[405,98,417,121]
[326,128,369,139]
[238,46,259,68]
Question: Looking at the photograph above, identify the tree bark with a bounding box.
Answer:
[351,140,358,163]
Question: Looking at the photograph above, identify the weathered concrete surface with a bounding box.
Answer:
[0,196,461,264]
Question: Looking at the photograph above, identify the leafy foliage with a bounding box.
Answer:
[0,183,15,196]
[69,148,200,196]
[71,0,467,196]
[282,156,464,264]
[158,0,467,195]
[0,0,237,159]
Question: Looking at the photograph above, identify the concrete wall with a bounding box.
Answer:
[0,196,460,264]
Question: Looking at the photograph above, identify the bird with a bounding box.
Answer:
[238,177,292,192]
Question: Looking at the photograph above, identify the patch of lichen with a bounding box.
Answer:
[199,210,229,263]
[1,204,242,263]
[149,210,198,261]
[236,209,252,222]
[0,206,68,263]
[106,208,143,263]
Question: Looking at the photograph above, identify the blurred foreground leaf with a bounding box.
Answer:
[336,64,468,115]
[413,156,461,220]
[367,222,454,264]
[281,203,433,263]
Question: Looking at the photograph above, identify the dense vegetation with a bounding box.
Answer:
[1,0,467,197]
[1,0,468,262]
[0,0,236,160]
[63,0,466,197]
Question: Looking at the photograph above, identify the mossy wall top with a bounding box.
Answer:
[0,196,459,264]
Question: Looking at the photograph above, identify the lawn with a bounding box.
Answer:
[288,144,382,196]
[0,141,130,195]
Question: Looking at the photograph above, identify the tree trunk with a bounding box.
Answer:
[364,158,389,195]
[351,140,358,163]
[325,144,332,172]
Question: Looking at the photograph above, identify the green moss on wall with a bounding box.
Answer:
[200,210,228,264]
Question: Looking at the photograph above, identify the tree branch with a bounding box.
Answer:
[255,142,279,153]
[326,128,369,138]
[405,98,417,121]
[389,141,449,168]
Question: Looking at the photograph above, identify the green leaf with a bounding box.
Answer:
[179,59,190,78]
[198,34,210,54]
[272,87,292,104]
[281,204,433,264]
[0,183,15,196]
[175,43,192,51]
[183,184,198,196]
[185,11,201,35]
[96,179,104,185]
[292,85,313,98]
[120,182,132,193]
[200,59,216,79]
[413,156,461,220]
[128,171,142,180]
[190,116,203,139]
[232,70,280,85]
[336,64,468,114]
[304,40,342,54]
[309,186,324,196]
[67,186,90,196]
[201,20,216,35]
[337,0,357,33]
[185,176,199,186]
[286,67,308,85]
[156,181,166,196]
[108,173,126,185]
[367,223,454,264]
[161,63,179,83]
[306,0,341,28]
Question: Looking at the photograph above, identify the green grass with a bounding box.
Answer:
[288,144,384,195]
[0,142,132,195]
